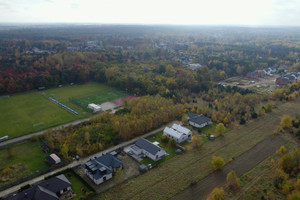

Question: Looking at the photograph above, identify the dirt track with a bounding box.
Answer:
[171,136,286,200]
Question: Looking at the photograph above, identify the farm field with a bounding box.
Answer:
[93,99,300,200]
[0,82,128,138]
[225,133,298,200]
[0,141,51,187]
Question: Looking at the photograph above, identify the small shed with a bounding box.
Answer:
[139,164,148,173]
[46,153,61,166]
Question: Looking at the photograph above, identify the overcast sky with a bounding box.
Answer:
[0,0,299,26]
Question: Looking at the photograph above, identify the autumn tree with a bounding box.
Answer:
[161,135,169,144]
[227,170,240,190]
[168,138,177,148]
[216,123,226,136]
[7,147,14,158]
[191,135,202,149]
[212,156,225,171]
[207,187,224,200]
[280,115,292,130]
[276,145,287,156]
[2,167,11,176]
[264,102,274,113]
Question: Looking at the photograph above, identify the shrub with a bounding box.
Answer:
[207,187,224,200]
[212,156,225,171]
[227,170,240,190]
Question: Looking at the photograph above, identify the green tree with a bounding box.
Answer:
[227,170,240,190]
[212,156,225,171]
[288,191,300,200]
[216,123,226,136]
[61,143,69,159]
[207,187,224,200]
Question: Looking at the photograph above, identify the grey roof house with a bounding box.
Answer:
[187,112,212,128]
[83,152,122,185]
[7,175,72,200]
[129,138,167,162]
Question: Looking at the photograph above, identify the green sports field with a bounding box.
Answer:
[0,83,127,138]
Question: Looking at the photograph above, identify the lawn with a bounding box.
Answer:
[0,82,125,138]
[63,170,94,200]
[0,141,51,187]
[93,99,300,200]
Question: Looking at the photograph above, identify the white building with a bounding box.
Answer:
[163,124,192,143]
[130,138,167,161]
[88,103,101,113]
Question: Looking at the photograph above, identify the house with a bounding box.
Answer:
[163,124,192,143]
[83,152,122,185]
[129,138,167,161]
[87,103,101,113]
[46,153,61,166]
[187,112,212,128]
[188,63,202,71]
[275,77,290,85]
[7,175,72,200]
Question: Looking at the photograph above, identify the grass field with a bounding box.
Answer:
[93,99,300,200]
[0,141,51,187]
[0,82,127,138]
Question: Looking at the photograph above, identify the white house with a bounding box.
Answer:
[163,124,192,143]
[83,152,122,185]
[88,103,101,113]
[130,138,167,161]
[187,112,212,128]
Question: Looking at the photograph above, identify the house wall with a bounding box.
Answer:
[145,149,167,161]
[94,173,113,185]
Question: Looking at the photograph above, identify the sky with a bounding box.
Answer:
[0,0,300,26]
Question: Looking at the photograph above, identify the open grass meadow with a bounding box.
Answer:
[93,99,300,200]
[0,141,51,187]
[0,82,127,138]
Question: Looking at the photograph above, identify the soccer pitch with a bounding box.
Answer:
[0,83,127,138]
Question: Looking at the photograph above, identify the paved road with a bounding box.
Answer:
[0,118,91,148]
[171,136,286,200]
[0,120,178,198]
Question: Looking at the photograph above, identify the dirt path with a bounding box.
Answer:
[171,136,286,200]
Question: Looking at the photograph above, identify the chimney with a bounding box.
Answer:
[24,193,28,198]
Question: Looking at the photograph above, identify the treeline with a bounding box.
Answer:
[271,80,300,101]
[189,86,265,126]
[42,95,185,159]
[274,147,300,199]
